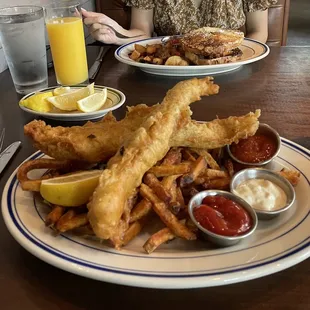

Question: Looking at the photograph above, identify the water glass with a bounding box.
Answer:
[0,6,48,95]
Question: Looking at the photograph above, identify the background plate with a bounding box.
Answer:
[19,85,126,121]
[1,138,309,289]
[115,37,270,77]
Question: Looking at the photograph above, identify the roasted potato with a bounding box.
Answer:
[129,49,141,61]
[165,56,189,66]
[134,43,146,54]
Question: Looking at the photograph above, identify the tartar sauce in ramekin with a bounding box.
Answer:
[234,179,287,211]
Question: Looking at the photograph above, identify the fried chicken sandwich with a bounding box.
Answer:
[181,27,244,65]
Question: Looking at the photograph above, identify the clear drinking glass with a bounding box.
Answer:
[0,6,48,95]
[45,2,89,86]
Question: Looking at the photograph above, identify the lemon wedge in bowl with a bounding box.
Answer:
[40,170,102,207]
[53,86,72,96]
[47,83,95,111]
[20,91,54,112]
[77,88,108,113]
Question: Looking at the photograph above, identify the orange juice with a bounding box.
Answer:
[46,17,88,86]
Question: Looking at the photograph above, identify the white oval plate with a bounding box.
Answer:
[115,37,270,77]
[19,85,126,121]
[1,138,309,289]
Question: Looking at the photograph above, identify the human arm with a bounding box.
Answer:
[245,9,269,43]
[82,8,153,45]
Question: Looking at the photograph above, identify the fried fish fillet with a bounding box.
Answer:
[24,105,260,163]
[87,77,219,240]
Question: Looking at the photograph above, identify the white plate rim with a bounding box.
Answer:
[19,85,126,121]
[1,138,309,289]
[115,37,270,72]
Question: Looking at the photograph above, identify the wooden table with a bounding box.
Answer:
[0,46,309,310]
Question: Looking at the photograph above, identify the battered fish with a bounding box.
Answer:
[24,105,260,163]
[88,77,219,240]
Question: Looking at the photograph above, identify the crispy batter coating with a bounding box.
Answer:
[87,77,219,239]
[24,107,260,163]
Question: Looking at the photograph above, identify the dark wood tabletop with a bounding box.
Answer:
[0,46,309,310]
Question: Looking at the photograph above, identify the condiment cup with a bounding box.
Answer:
[230,168,295,220]
[227,123,281,166]
[188,190,258,247]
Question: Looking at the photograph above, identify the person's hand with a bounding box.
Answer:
[81,9,120,44]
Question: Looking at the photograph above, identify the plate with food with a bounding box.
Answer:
[19,84,126,121]
[2,78,309,289]
[115,27,270,76]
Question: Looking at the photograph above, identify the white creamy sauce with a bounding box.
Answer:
[235,179,287,211]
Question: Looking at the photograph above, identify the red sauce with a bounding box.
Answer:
[230,134,277,164]
[193,195,252,237]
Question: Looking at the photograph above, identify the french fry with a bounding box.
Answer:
[211,147,223,163]
[168,201,181,215]
[45,205,66,227]
[201,169,229,179]
[122,219,146,246]
[161,174,179,191]
[111,191,140,248]
[139,184,196,240]
[278,168,300,186]
[56,213,88,233]
[162,147,182,165]
[181,186,199,199]
[224,159,235,177]
[123,190,139,224]
[185,218,199,233]
[182,149,197,162]
[143,219,193,254]
[176,187,186,208]
[169,178,178,201]
[110,220,128,249]
[180,156,206,187]
[202,177,230,190]
[129,199,152,223]
[148,163,191,177]
[72,224,94,236]
[144,173,171,203]
[143,227,175,254]
[194,177,205,185]
[191,148,220,170]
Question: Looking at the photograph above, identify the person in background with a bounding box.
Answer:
[82,0,277,45]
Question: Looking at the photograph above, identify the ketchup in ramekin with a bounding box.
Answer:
[230,134,277,164]
[193,195,253,237]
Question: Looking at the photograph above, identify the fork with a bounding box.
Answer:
[0,128,5,153]
[101,23,143,39]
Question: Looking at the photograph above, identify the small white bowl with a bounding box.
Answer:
[19,85,126,121]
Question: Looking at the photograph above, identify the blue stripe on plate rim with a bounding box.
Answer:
[115,37,269,59]
[4,138,310,278]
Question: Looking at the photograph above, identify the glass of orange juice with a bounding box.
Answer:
[45,2,88,86]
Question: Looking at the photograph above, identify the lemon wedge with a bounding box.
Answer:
[77,88,108,113]
[47,83,95,111]
[40,170,102,207]
[53,86,71,96]
[20,91,54,113]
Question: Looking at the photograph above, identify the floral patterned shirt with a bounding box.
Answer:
[123,0,277,35]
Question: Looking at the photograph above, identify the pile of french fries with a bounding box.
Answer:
[43,146,300,254]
